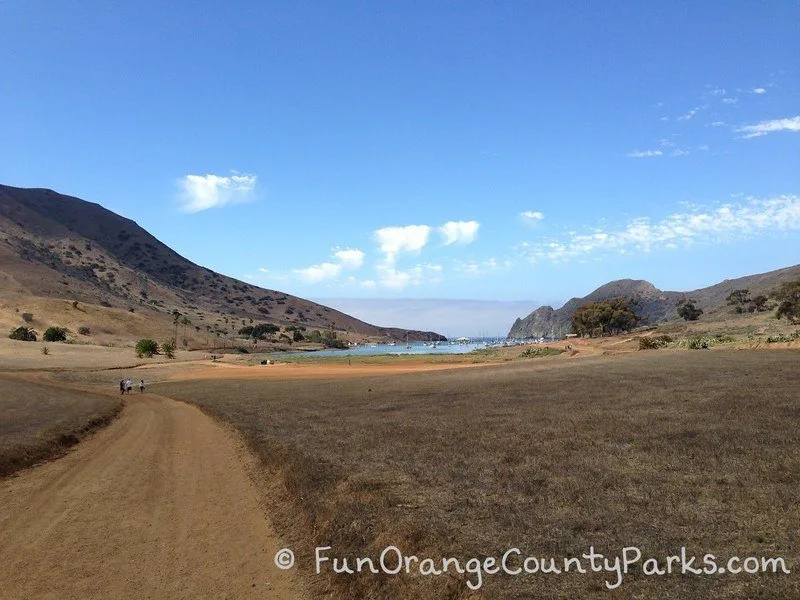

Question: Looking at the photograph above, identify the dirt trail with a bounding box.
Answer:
[0,392,303,600]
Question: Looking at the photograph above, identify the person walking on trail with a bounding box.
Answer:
[139,379,145,394]
[119,380,125,395]
[126,378,133,394]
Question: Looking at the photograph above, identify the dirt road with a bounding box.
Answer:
[0,392,303,600]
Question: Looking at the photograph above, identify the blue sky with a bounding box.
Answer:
[1,2,798,334]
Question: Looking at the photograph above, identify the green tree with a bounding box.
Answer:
[9,326,37,341]
[774,279,800,324]
[180,316,191,346]
[171,310,181,345]
[135,339,159,358]
[726,289,751,314]
[570,298,640,337]
[748,294,769,313]
[42,326,68,342]
[676,298,703,321]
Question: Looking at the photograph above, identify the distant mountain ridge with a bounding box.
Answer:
[0,184,444,341]
[507,265,800,339]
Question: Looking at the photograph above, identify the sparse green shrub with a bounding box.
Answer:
[236,346,249,354]
[78,326,91,335]
[135,338,159,358]
[21,312,34,323]
[639,337,662,350]
[9,326,37,341]
[765,331,800,344]
[684,337,709,350]
[161,341,176,359]
[638,334,674,350]
[520,347,565,358]
[43,327,68,342]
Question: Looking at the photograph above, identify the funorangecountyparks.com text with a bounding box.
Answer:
[299,545,792,591]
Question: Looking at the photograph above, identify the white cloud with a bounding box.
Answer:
[179,172,257,212]
[525,195,800,263]
[521,210,544,221]
[671,148,689,157]
[627,150,663,158]
[722,97,738,105]
[360,279,377,289]
[453,257,505,276]
[753,88,767,94]
[737,116,800,139]
[374,225,432,262]
[294,262,342,284]
[332,248,365,269]
[709,121,726,127]
[677,107,701,120]
[439,220,480,246]
[292,247,365,285]
[242,274,253,280]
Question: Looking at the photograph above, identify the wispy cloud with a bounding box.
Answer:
[753,88,767,94]
[521,210,544,222]
[737,116,800,139]
[439,220,480,245]
[677,107,702,120]
[179,172,257,212]
[525,195,800,263]
[452,257,508,276]
[722,97,738,105]
[627,150,663,158]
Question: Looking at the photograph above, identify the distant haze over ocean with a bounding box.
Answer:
[314,298,539,339]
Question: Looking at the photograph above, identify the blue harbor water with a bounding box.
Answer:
[276,340,495,358]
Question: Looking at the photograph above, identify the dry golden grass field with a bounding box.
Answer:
[0,377,122,476]
[152,348,800,599]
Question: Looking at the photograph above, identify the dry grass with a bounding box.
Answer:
[0,378,123,477]
[154,349,800,599]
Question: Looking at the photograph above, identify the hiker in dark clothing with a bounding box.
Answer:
[120,380,125,395]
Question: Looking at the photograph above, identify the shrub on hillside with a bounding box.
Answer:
[676,298,703,321]
[77,326,91,335]
[43,327,68,342]
[638,337,665,350]
[161,341,176,359]
[21,312,34,323]
[135,338,159,358]
[9,326,37,341]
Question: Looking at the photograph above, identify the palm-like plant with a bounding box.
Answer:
[9,326,38,341]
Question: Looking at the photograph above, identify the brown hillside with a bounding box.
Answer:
[0,184,443,345]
